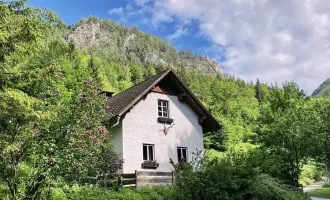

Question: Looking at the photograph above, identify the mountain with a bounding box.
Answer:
[312,78,330,97]
[67,17,223,75]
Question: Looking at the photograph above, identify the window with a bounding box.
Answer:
[143,144,154,161]
[158,100,169,118]
[177,147,187,162]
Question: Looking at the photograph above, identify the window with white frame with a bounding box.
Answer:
[177,147,187,162]
[143,144,154,161]
[158,100,169,118]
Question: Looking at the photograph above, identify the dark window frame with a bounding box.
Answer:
[143,144,155,161]
[158,99,169,118]
[177,147,188,163]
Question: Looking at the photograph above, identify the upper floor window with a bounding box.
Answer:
[158,100,169,118]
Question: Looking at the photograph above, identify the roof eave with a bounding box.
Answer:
[168,71,222,133]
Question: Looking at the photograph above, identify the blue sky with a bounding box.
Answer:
[28,0,330,94]
[28,0,215,58]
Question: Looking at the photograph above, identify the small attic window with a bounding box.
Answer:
[158,100,169,118]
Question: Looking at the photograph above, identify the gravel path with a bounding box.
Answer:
[303,180,330,200]
[304,180,326,193]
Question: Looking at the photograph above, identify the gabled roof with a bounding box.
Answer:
[107,69,221,133]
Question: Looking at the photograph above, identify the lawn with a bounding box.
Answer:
[307,185,330,198]
[207,149,224,158]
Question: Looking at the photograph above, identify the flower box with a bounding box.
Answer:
[157,117,174,124]
[142,160,159,169]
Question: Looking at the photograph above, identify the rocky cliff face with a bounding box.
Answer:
[68,19,223,75]
[68,23,103,47]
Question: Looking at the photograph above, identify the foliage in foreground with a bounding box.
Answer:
[0,151,311,200]
[40,152,311,200]
[0,1,121,199]
[47,186,176,200]
[174,151,310,200]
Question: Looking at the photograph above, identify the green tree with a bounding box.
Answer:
[208,78,259,151]
[257,82,319,184]
[312,98,330,179]
[255,78,264,104]
[0,89,40,198]
[0,2,120,198]
[130,64,144,84]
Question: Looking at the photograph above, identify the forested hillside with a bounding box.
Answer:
[1,1,330,199]
[312,77,330,97]
[67,17,223,75]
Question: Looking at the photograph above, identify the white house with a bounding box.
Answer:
[106,69,221,174]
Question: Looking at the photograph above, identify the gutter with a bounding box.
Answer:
[111,115,121,128]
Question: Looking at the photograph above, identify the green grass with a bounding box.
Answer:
[207,149,224,158]
[307,186,330,198]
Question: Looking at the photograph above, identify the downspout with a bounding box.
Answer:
[111,115,121,128]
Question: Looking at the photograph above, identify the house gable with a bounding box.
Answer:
[107,69,221,133]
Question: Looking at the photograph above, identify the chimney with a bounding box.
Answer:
[101,91,114,98]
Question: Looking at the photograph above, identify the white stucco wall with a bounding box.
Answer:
[121,92,204,173]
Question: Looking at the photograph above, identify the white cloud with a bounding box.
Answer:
[108,7,124,15]
[166,26,189,41]
[108,7,126,23]
[134,0,153,7]
[151,11,173,26]
[125,4,134,12]
[109,5,149,25]
[141,0,330,94]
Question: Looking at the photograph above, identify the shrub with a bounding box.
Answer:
[285,191,311,200]
[49,188,67,200]
[174,151,258,200]
[0,182,10,200]
[174,151,310,200]
[251,174,288,200]
[252,174,310,200]
[47,185,177,200]
[135,186,177,200]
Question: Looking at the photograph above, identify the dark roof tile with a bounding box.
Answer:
[107,69,170,116]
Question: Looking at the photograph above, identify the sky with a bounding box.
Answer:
[28,0,330,94]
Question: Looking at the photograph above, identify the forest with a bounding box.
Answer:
[1,1,330,199]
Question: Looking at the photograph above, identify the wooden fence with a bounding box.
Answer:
[118,171,175,188]
[80,171,174,188]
